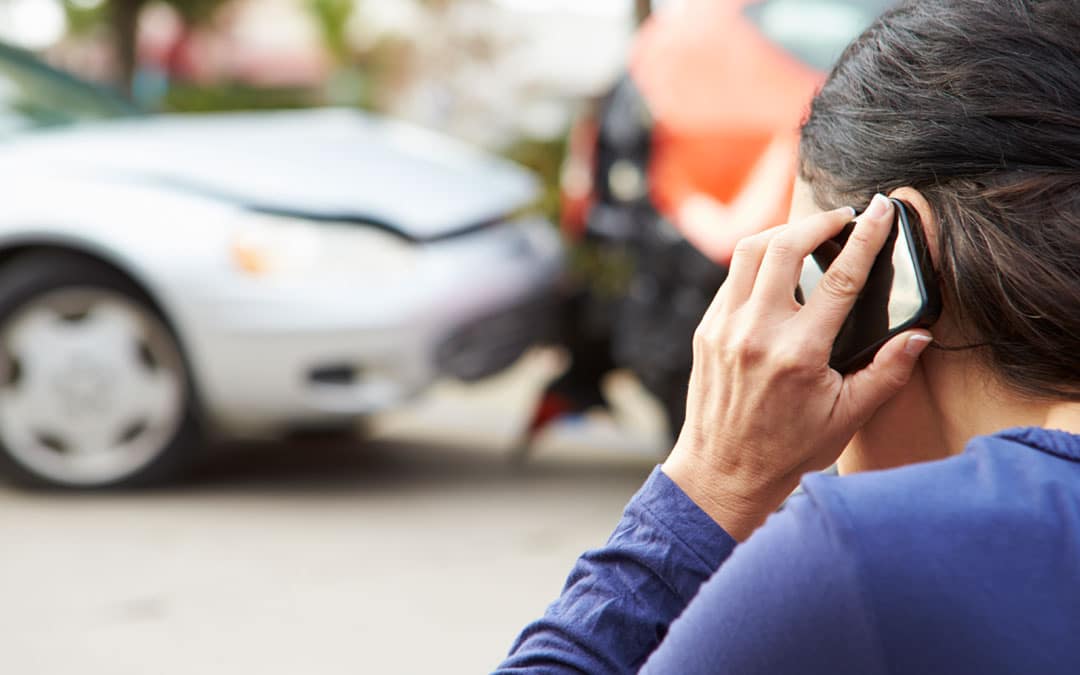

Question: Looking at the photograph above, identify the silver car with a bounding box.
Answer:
[0,44,563,488]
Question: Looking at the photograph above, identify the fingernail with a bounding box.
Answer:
[905,334,933,357]
[841,206,857,218]
[865,193,891,219]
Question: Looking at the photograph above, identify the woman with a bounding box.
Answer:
[496,1,1080,673]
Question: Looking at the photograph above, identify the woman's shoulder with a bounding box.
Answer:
[774,428,1080,669]
[795,427,1080,558]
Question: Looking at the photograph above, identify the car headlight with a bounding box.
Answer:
[231,214,322,276]
[230,213,417,280]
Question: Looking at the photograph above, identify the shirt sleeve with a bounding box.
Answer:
[639,476,889,675]
[494,466,737,674]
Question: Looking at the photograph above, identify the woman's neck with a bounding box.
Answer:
[929,352,1080,450]
[838,347,1080,475]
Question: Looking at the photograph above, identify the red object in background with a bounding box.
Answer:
[631,0,825,264]
[558,0,832,258]
[525,392,576,437]
[559,113,598,241]
[632,0,822,206]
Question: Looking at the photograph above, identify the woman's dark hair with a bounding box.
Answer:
[800,0,1080,399]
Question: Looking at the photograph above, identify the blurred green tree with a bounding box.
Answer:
[110,0,145,93]
[63,0,226,95]
[63,0,109,35]
[305,0,367,107]
[306,0,353,63]
[69,0,358,99]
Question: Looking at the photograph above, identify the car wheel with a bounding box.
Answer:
[0,253,200,489]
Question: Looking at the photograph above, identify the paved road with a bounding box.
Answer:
[0,355,668,674]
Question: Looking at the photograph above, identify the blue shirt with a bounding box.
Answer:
[495,427,1080,674]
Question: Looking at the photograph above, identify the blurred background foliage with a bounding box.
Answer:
[306,0,353,63]
[161,81,317,111]
[502,136,566,224]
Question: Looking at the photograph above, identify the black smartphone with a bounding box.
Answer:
[798,198,942,374]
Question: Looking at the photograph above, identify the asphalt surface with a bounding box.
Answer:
[0,354,667,674]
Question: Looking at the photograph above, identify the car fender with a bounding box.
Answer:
[0,175,245,420]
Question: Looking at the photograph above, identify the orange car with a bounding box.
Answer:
[530,0,892,443]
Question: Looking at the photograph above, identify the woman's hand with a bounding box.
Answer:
[662,194,933,541]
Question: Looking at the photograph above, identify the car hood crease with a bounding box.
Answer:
[0,108,539,240]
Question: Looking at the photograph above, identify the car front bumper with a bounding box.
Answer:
[179,217,563,436]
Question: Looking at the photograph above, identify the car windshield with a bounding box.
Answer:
[744,0,895,72]
[0,43,139,139]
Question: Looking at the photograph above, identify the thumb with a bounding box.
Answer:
[839,330,933,422]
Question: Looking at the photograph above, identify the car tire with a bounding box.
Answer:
[0,252,200,489]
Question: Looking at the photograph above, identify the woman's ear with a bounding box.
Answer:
[888,186,941,268]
